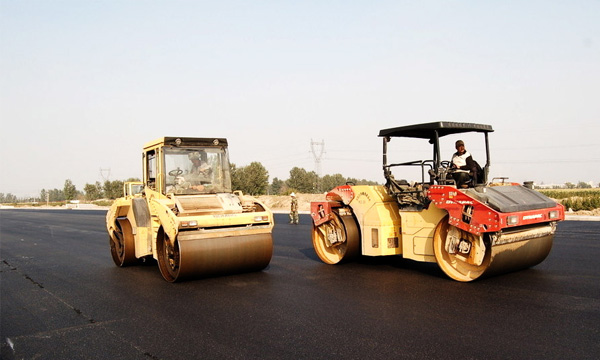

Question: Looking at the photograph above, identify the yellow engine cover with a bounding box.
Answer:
[347,185,447,262]
[347,186,402,257]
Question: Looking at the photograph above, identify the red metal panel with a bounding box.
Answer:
[311,201,338,226]
[326,185,355,205]
[427,185,564,236]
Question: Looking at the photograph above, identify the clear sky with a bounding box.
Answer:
[1,0,599,198]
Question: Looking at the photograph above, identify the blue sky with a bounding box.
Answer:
[1,1,599,197]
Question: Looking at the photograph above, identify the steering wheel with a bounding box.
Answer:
[168,169,183,177]
[440,161,452,169]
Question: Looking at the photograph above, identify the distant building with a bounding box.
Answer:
[533,183,563,189]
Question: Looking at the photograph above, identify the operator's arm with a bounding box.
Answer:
[464,156,477,171]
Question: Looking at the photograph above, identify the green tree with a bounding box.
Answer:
[270,177,285,195]
[287,167,319,193]
[577,181,592,189]
[103,180,124,199]
[0,193,17,203]
[84,181,104,200]
[40,189,47,203]
[230,163,241,192]
[48,188,65,202]
[231,162,269,195]
[64,179,77,201]
[347,177,379,186]
[321,173,347,192]
[245,162,269,195]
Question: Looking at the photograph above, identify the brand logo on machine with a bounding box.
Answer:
[356,191,371,205]
[523,214,543,220]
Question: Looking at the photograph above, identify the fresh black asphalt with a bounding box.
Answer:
[1,209,599,359]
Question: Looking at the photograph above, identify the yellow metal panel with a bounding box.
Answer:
[143,137,167,150]
[135,227,152,257]
[122,199,153,258]
[361,203,403,256]
[347,186,403,257]
[412,236,432,256]
[399,204,447,263]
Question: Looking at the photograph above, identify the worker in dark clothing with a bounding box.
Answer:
[451,140,482,188]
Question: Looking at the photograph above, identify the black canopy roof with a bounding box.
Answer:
[379,122,493,139]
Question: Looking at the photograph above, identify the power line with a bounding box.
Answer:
[100,168,111,182]
[310,139,325,177]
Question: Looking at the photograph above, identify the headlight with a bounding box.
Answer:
[254,216,269,222]
[507,215,519,226]
[180,220,198,227]
[548,210,559,219]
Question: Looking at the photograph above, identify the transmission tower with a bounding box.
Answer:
[100,168,111,182]
[310,139,325,177]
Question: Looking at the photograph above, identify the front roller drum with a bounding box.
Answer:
[157,230,273,282]
[109,218,137,267]
[312,212,360,264]
[433,217,554,282]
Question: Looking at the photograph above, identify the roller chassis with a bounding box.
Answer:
[106,137,274,282]
[310,122,565,281]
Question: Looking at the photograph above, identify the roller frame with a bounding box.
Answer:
[108,193,274,282]
[309,122,566,281]
[311,184,562,282]
[105,136,275,282]
[312,208,361,265]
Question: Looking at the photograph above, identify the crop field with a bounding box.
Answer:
[538,188,600,211]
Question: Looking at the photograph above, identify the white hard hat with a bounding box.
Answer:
[290,192,296,197]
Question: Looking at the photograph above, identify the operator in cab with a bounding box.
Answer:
[451,140,481,188]
[185,151,212,191]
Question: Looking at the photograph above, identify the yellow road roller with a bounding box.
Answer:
[106,137,273,282]
[311,122,564,281]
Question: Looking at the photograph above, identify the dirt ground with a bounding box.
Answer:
[257,193,326,212]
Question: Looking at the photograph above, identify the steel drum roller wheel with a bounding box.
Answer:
[156,230,273,282]
[157,231,181,282]
[109,218,137,267]
[433,217,491,282]
[312,212,360,264]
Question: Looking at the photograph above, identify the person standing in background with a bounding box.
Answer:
[289,192,299,224]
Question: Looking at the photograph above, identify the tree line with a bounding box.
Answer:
[231,163,378,196]
[4,178,142,203]
[5,161,595,204]
[1,163,378,203]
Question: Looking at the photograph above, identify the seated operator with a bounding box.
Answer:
[450,140,482,188]
[175,152,212,192]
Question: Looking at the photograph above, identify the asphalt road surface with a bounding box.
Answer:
[1,209,599,360]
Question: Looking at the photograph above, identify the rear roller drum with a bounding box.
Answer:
[109,218,137,267]
[312,212,360,264]
[433,217,491,282]
[157,231,181,282]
